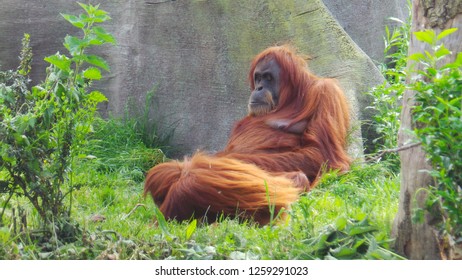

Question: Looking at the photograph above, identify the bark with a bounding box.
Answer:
[392,0,462,260]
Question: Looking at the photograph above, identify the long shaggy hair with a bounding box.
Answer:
[144,45,351,225]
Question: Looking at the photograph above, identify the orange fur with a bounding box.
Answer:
[144,45,351,225]
[145,153,300,224]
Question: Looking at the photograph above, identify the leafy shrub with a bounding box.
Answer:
[303,217,404,260]
[365,14,410,169]
[409,28,462,239]
[0,3,115,237]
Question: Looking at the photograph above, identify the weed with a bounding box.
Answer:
[81,117,166,182]
[365,9,411,170]
[408,28,462,239]
[0,3,115,240]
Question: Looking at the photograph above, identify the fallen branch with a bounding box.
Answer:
[365,142,422,163]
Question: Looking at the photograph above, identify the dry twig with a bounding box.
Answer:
[365,142,421,163]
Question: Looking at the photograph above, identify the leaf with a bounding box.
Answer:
[426,67,437,77]
[93,9,109,18]
[353,212,367,221]
[335,216,347,231]
[93,14,111,23]
[64,35,85,56]
[449,97,462,107]
[92,26,116,45]
[61,13,85,29]
[408,53,426,62]
[414,30,436,46]
[44,54,71,72]
[77,13,90,23]
[435,44,451,59]
[424,50,434,61]
[348,225,377,235]
[456,52,462,65]
[185,219,197,240]
[80,54,110,71]
[367,250,394,260]
[78,2,92,15]
[70,88,80,103]
[92,7,111,23]
[83,67,102,80]
[88,91,108,103]
[153,206,171,237]
[330,246,357,258]
[353,239,367,249]
[436,28,458,41]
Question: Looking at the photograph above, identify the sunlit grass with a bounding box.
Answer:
[0,117,402,260]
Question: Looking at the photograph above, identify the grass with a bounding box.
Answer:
[0,117,403,260]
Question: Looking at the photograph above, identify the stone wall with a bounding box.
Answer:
[0,0,407,157]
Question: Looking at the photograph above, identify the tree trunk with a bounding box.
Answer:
[392,0,462,260]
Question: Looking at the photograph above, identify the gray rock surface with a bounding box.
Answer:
[324,0,410,63]
[0,0,407,158]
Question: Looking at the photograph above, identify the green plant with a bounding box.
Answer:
[303,217,404,260]
[124,87,175,152]
[365,12,410,169]
[0,3,115,237]
[408,28,462,239]
[81,117,165,182]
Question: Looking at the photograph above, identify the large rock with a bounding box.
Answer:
[0,0,405,158]
[324,0,410,63]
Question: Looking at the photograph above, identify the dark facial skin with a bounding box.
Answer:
[248,58,281,117]
[248,58,307,134]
